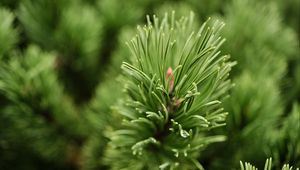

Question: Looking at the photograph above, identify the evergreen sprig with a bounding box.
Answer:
[240,158,299,170]
[104,12,234,169]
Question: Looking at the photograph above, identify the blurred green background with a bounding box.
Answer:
[0,0,299,169]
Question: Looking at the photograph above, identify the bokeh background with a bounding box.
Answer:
[0,0,299,169]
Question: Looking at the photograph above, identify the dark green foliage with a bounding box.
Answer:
[0,45,86,169]
[221,0,297,79]
[0,8,18,58]
[269,104,300,168]
[198,0,299,169]
[18,0,67,49]
[0,0,299,169]
[223,0,297,145]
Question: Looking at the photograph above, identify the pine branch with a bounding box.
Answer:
[0,46,86,167]
[17,0,64,49]
[268,103,300,168]
[80,27,138,170]
[104,12,234,169]
[222,0,298,81]
[201,0,299,169]
[240,158,299,170]
[18,0,103,103]
[0,8,18,58]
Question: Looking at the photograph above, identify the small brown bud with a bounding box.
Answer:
[166,67,174,93]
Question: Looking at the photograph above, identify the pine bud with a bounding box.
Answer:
[166,67,174,93]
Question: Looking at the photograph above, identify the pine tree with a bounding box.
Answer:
[0,0,299,169]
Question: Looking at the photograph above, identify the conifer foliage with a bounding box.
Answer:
[240,158,299,170]
[0,0,299,170]
[104,13,234,169]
